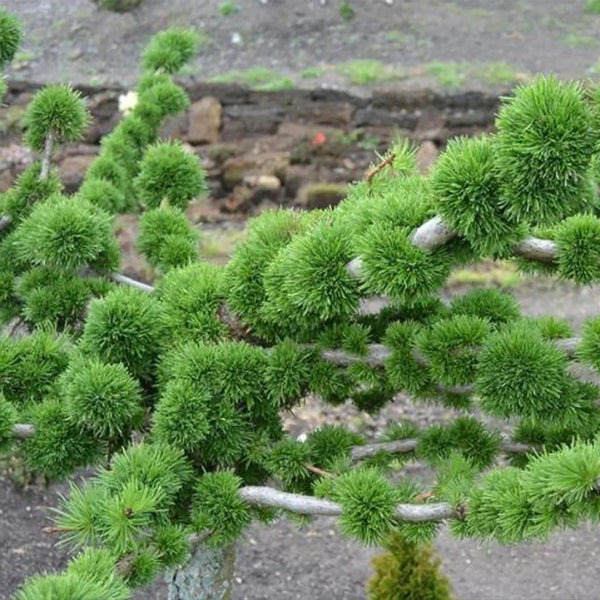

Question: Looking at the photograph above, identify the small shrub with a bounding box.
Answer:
[368,531,454,600]
[338,60,399,86]
[585,0,600,14]
[91,0,142,12]
[219,1,239,16]
[340,1,355,21]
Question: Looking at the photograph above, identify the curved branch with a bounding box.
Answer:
[409,216,559,263]
[350,439,418,460]
[110,273,155,293]
[238,486,458,522]
[513,236,558,263]
[320,337,581,369]
[350,436,534,461]
[410,215,457,251]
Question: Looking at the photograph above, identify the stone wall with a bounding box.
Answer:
[0,80,500,217]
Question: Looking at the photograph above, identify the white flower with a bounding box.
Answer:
[118,90,138,115]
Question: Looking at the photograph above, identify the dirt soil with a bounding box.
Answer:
[3,0,600,91]
[2,279,600,599]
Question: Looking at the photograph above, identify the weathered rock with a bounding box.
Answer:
[0,105,27,142]
[297,183,347,209]
[207,143,239,165]
[58,154,96,192]
[0,144,33,190]
[243,174,281,191]
[222,104,285,139]
[288,101,355,127]
[353,106,418,130]
[221,152,289,190]
[188,97,222,145]
[278,121,338,141]
[84,91,121,143]
[285,164,322,198]
[415,141,439,175]
[160,112,189,140]
[445,108,495,128]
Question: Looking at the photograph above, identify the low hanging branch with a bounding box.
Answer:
[349,437,533,460]
[320,336,581,369]
[110,272,154,293]
[408,214,559,262]
[12,422,536,458]
[102,216,561,321]
[238,486,459,522]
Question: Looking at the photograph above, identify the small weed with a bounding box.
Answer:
[254,77,294,92]
[14,51,36,64]
[385,30,411,44]
[425,62,465,88]
[338,60,399,86]
[211,67,294,91]
[358,135,382,152]
[219,1,239,16]
[423,61,523,88]
[340,1,355,21]
[301,66,327,79]
[585,0,600,14]
[562,33,599,48]
[385,30,432,48]
[476,62,520,85]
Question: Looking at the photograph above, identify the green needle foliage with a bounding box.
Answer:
[554,214,600,284]
[478,325,570,420]
[192,472,251,546]
[496,76,596,226]
[63,358,143,441]
[24,84,90,152]
[137,206,199,272]
[142,28,201,74]
[80,287,165,379]
[23,398,100,478]
[417,315,489,385]
[432,135,520,255]
[3,164,63,223]
[6,23,600,597]
[332,467,399,545]
[449,288,520,327]
[0,9,21,68]
[135,141,206,210]
[13,195,114,270]
[0,393,17,452]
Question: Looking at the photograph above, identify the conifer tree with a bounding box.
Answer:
[3,7,600,598]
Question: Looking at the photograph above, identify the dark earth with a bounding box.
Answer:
[3,0,600,90]
[3,0,600,598]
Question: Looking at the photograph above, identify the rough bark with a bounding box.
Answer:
[166,541,236,600]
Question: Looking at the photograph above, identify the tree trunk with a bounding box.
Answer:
[166,541,236,600]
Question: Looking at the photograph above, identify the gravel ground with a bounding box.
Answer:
[3,0,600,90]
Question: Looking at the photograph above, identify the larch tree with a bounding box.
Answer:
[2,7,600,599]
